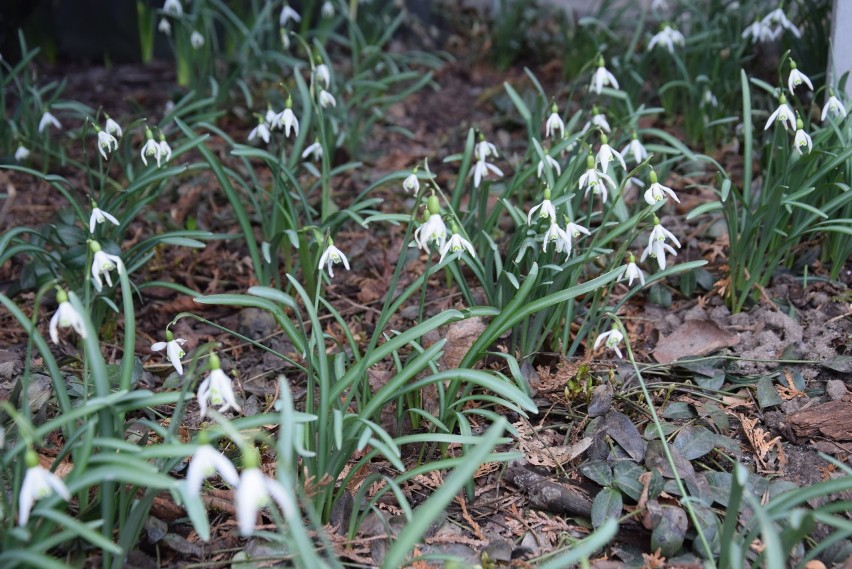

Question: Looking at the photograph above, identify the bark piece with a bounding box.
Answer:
[789,400,852,441]
[503,466,593,518]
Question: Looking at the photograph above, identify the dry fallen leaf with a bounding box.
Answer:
[653,319,739,364]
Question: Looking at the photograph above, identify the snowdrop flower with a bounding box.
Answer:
[793,117,812,155]
[579,154,616,203]
[302,140,322,161]
[763,8,800,39]
[640,217,680,270]
[643,170,680,205]
[163,0,182,16]
[787,60,813,94]
[545,103,564,139]
[158,17,171,35]
[537,154,561,179]
[648,218,681,249]
[315,63,331,89]
[702,89,718,108]
[38,110,62,133]
[475,139,498,161]
[542,222,569,253]
[18,449,71,526]
[414,195,447,251]
[764,93,796,131]
[648,24,685,54]
[590,56,619,94]
[197,353,241,416]
[439,227,476,263]
[104,115,122,138]
[264,106,277,126]
[472,158,503,188]
[140,127,161,166]
[593,325,624,359]
[236,449,293,536]
[318,89,336,108]
[248,117,270,144]
[276,96,299,138]
[554,219,590,257]
[617,253,645,287]
[94,125,118,159]
[741,19,774,43]
[158,132,172,165]
[621,133,648,165]
[595,134,626,175]
[321,1,335,17]
[403,171,420,194]
[88,203,120,234]
[151,330,187,375]
[185,440,239,496]
[651,0,668,10]
[49,288,87,344]
[527,187,557,225]
[821,90,847,122]
[318,238,350,277]
[190,31,205,49]
[14,145,29,161]
[590,111,611,133]
[279,4,301,26]
[89,240,124,292]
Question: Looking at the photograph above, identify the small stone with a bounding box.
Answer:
[826,380,848,401]
[237,307,277,340]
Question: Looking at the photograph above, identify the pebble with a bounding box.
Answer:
[826,379,848,401]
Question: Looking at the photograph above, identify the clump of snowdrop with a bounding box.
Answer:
[590,56,619,95]
[414,194,448,251]
[197,353,241,416]
[38,109,62,133]
[88,203,120,234]
[786,60,812,94]
[88,240,124,292]
[643,170,680,205]
[793,116,812,155]
[593,324,624,359]
[18,449,71,526]
[318,238,350,277]
[640,217,680,270]
[471,137,503,188]
[617,253,645,287]
[648,23,685,54]
[49,288,87,344]
[152,329,187,375]
[764,93,795,131]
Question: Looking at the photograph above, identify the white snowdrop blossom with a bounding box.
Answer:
[185,443,240,496]
[472,158,503,188]
[702,89,718,108]
[648,25,685,54]
[248,119,270,144]
[527,188,557,225]
[276,98,299,137]
[301,140,322,161]
[279,4,301,26]
[197,353,241,416]
[318,89,336,108]
[643,170,680,205]
[542,222,569,253]
[190,31,205,49]
[18,450,71,526]
[236,461,293,536]
[318,239,350,277]
[95,128,118,159]
[763,8,800,39]
[315,63,331,89]
[38,110,62,133]
[565,220,591,242]
[88,205,120,234]
[414,195,447,251]
[648,220,681,249]
[49,289,87,344]
[741,19,774,44]
[158,17,171,35]
[617,254,645,287]
[594,326,624,359]
[764,94,796,131]
[475,139,499,161]
[537,154,561,179]
[439,230,476,263]
[545,104,564,139]
[822,92,847,122]
[14,145,30,161]
[590,57,619,94]
[264,106,278,126]
[640,218,680,270]
[793,117,812,155]
[787,60,813,94]
[321,1,335,17]
[163,0,182,16]
[89,240,124,292]
[140,128,161,166]
[104,115,122,138]
[158,133,172,165]
[595,134,626,175]
[621,134,648,165]
[151,330,187,375]
[590,112,611,133]
[579,155,616,204]
[403,172,420,194]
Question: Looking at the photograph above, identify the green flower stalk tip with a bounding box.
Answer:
[242,446,261,469]
[56,288,69,304]
[88,240,102,253]
[427,194,441,216]
[551,102,558,113]
[600,133,609,145]
[628,252,636,263]
[543,186,552,200]
[652,215,660,225]
[165,329,174,342]
[209,352,221,371]
[197,430,210,445]
[145,127,154,139]
[586,154,595,169]
[25,448,39,468]
[796,117,804,130]
[649,169,658,184]
[790,59,797,69]
[597,55,605,67]
[779,93,788,104]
